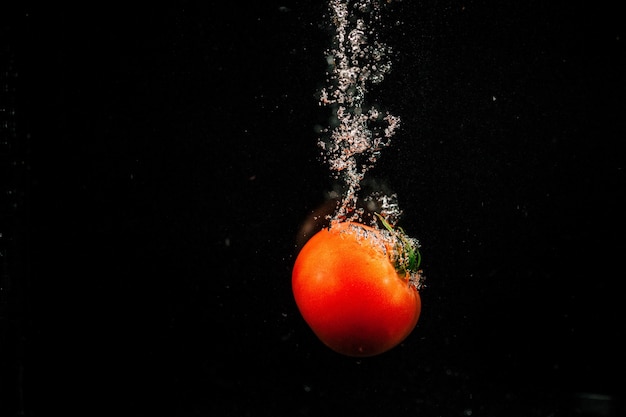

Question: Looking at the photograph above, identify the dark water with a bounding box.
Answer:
[2,2,624,416]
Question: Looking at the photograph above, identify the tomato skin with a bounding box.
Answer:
[292,221,421,357]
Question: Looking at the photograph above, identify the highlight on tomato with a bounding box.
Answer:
[292,214,423,357]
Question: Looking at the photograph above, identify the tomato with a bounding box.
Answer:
[292,220,422,357]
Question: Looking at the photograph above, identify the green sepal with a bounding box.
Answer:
[374,213,421,275]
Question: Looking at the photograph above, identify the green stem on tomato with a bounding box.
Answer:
[374,213,421,275]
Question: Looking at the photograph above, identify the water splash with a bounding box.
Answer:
[318,0,402,225]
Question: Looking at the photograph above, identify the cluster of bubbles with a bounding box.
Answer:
[315,0,424,287]
[318,0,402,225]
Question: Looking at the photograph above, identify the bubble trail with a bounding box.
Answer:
[318,0,402,225]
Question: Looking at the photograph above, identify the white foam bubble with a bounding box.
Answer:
[318,0,402,224]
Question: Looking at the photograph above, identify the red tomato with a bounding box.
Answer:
[292,220,422,357]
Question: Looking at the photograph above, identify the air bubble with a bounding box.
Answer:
[318,0,401,223]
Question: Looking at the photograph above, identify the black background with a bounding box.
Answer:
[2,1,625,416]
